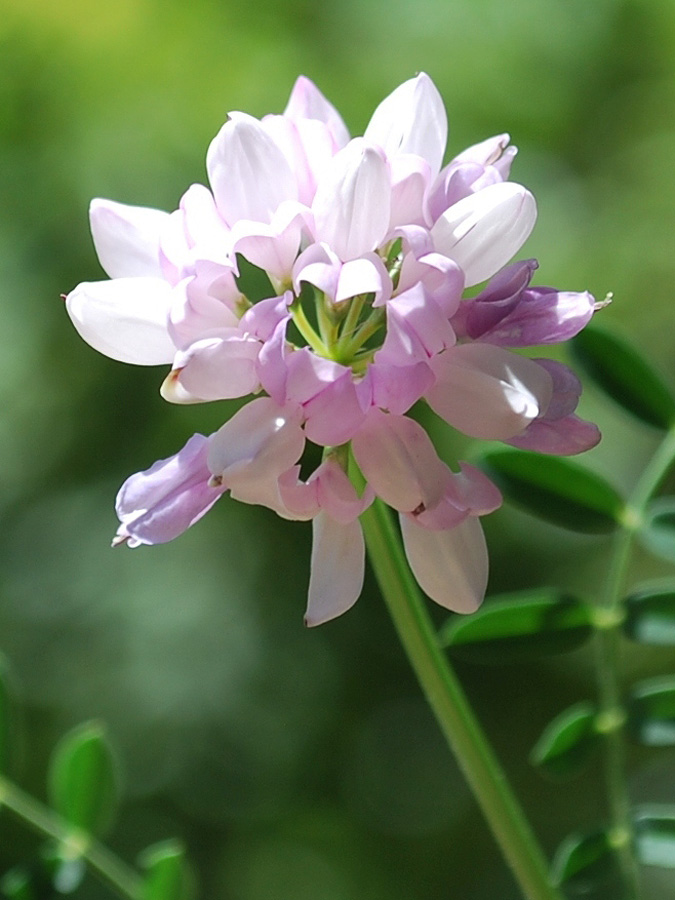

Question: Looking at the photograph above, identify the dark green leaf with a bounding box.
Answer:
[139,841,195,900]
[571,326,675,430]
[47,721,118,836]
[634,806,675,868]
[439,590,594,661]
[552,829,622,893]
[480,450,624,533]
[638,498,675,564]
[624,585,675,645]
[628,678,675,746]
[530,702,600,777]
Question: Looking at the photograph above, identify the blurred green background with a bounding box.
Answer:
[2,0,675,897]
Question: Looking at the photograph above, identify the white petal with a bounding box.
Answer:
[283,76,350,148]
[431,182,537,287]
[89,199,168,279]
[66,278,175,365]
[206,113,298,225]
[305,513,364,626]
[312,139,391,261]
[426,344,553,440]
[400,514,488,613]
[364,73,447,177]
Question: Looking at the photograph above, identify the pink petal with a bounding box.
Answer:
[312,139,391,261]
[115,434,225,546]
[351,410,448,513]
[206,113,298,225]
[426,344,553,440]
[207,397,305,485]
[283,76,350,149]
[431,182,537,287]
[65,277,175,365]
[162,331,261,402]
[305,513,364,626]
[89,199,168,279]
[399,514,488,613]
[506,415,601,455]
[364,73,447,177]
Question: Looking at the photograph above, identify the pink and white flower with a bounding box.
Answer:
[65,73,600,625]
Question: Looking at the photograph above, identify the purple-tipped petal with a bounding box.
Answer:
[115,434,225,546]
[506,415,601,455]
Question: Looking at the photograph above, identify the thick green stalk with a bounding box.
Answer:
[360,498,563,900]
[0,775,142,899]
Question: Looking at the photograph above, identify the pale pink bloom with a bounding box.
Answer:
[66,73,600,625]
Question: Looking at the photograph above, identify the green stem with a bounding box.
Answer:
[0,775,142,900]
[595,426,675,897]
[289,300,329,356]
[360,498,563,900]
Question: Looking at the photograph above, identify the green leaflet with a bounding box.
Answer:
[628,677,675,746]
[139,841,195,900]
[634,806,675,869]
[439,589,593,661]
[638,498,675,564]
[571,326,675,430]
[480,450,625,533]
[47,721,119,837]
[530,702,600,778]
[552,829,622,894]
[624,584,675,645]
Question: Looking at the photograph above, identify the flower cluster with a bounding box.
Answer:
[66,74,600,625]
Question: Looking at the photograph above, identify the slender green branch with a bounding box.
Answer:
[289,300,328,356]
[594,426,675,898]
[0,775,142,900]
[360,497,564,900]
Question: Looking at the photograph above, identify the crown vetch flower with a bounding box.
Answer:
[65,73,600,625]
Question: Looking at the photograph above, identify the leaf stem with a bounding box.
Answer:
[596,425,675,898]
[360,497,564,900]
[0,775,142,899]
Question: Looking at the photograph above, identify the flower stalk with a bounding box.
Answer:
[359,494,563,900]
[594,425,675,898]
[0,775,142,900]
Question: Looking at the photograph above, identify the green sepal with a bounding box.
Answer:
[634,806,675,868]
[638,498,675,564]
[571,325,675,430]
[47,721,118,837]
[552,829,622,893]
[439,589,594,662]
[628,677,675,746]
[624,584,675,645]
[480,450,624,534]
[530,702,600,778]
[139,840,195,900]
